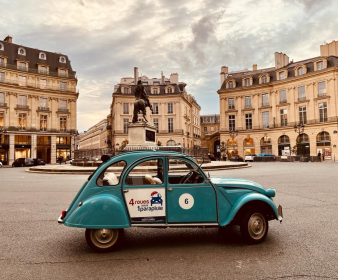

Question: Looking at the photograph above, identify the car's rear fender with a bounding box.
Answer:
[219,193,278,227]
[63,192,130,229]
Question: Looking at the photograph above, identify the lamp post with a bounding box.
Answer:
[229,130,238,157]
[294,123,305,158]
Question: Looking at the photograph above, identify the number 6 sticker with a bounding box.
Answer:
[179,193,194,210]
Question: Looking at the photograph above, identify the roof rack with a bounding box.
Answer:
[123,146,183,153]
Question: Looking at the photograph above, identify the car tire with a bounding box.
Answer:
[85,228,124,253]
[240,210,268,245]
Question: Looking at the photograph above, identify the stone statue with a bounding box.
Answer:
[132,80,153,123]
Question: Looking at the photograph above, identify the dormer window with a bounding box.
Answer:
[244,78,250,86]
[297,67,303,75]
[228,81,233,88]
[314,58,327,71]
[317,61,323,70]
[226,79,236,89]
[279,72,285,80]
[167,87,173,93]
[259,74,270,84]
[18,47,26,56]
[39,52,46,60]
[0,43,4,51]
[261,76,267,84]
[59,56,66,63]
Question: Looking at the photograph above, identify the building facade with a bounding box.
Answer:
[0,36,78,165]
[218,41,338,160]
[200,114,220,157]
[78,118,108,150]
[109,68,201,151]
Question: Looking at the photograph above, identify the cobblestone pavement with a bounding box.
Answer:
[0,162,337,280]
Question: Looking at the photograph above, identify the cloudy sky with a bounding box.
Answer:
[1,0,338,131]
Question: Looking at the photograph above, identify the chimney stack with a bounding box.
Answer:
[134,67,138,84]
[274,52,289,69]
[253,64,257,71]
[161,71,164,84]
[4,35,12,43]
[170,73,179,84]
[220,66,229,87]
[320,40,338,56]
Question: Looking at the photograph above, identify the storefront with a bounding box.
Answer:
[260,135,272,154]
[296,133,310,157]
[37,136,51,163]
[316,131,331,160]
[56,136,71,161]
[227,138,238,157]
[14,135,31,159]
[278,135,291,156]
[243,137,255,155]
[0,135,9,165]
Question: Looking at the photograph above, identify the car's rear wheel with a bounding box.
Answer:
[240,210,268,244]
[85,228,124,253]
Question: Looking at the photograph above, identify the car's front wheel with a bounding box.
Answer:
[240,210,268,244]
[85,228,124,253]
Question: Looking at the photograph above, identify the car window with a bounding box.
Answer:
[96,160,126,187]
[126,158,163,186]
[168,158,204,185]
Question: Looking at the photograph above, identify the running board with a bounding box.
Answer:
[131,223,219,227]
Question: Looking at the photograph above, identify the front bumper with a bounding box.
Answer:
[58,215,63,224]
[277,205,283,222]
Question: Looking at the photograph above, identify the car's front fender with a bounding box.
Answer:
[64,192,130,229]
[219,192,279,227]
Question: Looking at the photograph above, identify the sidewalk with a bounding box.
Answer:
[26,161,250,174]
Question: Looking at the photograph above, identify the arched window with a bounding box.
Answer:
[260,136,271,145]
[167,140,176,146]
[297,133,309,143]
[227,138,237,146]
[316,131,330,142]
[261,75,267,84]
[228,81,233,88]
[167,87,173,94]
[243,137,254,146]
[297,67,303,76]
[278,135,290,144]
[18,47,26,56]
[39,52,46,60]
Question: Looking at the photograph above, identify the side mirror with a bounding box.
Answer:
[208,172,210,178]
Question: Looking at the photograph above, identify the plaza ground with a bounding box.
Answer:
[0,162,337,279]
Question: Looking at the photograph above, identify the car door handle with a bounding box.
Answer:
[123,190,129,193]
[168,188,173,192]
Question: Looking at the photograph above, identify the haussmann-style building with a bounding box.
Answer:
[218,40,338,160]
[200,114,220,157]
[0,36,79,165]
[109,67,201,151]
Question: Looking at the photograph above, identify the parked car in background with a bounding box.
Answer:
[65,158,74,164]
[33,158,46,166]
[12,158,34,167]
[244,153,257,162]
[230,155,244,162]
[258,153,276,159]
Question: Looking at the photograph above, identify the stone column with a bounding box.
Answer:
[289,87,295,123]
[9,134,15,165]
[31,133,37,159]
[31,96,37,129]
[51,136,56,164]
[236,97,242,130]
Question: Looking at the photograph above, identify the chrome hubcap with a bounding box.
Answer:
[248,213,266,240]
[91,229,118,249]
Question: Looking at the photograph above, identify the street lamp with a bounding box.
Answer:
[229,130,238,157]
[294,123,305,157]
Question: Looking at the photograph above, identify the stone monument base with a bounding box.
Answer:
[126,122,157,147]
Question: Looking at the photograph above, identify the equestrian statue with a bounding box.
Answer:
[132,80,153,123]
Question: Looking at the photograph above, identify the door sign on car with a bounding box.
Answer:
[124,188,166,222]
[179,193,194,210]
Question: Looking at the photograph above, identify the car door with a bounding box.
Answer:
[123,157,166,223]
[166,157,217,224]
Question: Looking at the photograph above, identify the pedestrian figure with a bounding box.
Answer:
[317,151,321,162]
[322,152,325,161]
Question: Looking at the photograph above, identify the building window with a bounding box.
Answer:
[168,102,173,114]
[19,75,27,86]
[0,72,4,82]
[245,114,252,130]
[280,109,287,127]
[59,69,67,77]
[0,43,3,51]
[229,115,235,131]
[204,126,207,132]
[317,61,323,70]
[211,126,214,132]
[153,118,159,133]
[60,82,67,91]
[228,98,235,110]
[261,75,267,84]
[39,97,48,109]
[297,67,303,76]
[299,106,307,125]
[59,56,66,63]
[279,90,287,103]
[59,99,67,110]
[123,119,129,134]
[167,87,173,94]
[244,78,250,86]
[18,113,27,130]
[0,92,4,104]
[262,112,269,128]
[298,86,306,101]
[319,102,327,122]
[123,103,129,114]
[40,115,47,131]
[318,81,326,96]
[60,116,67,132]
[38,79,47,90]
[0,57,4,66]
[40,66,47,74]
[18,47,26,56]
[0,112,3,126]
[39,52,46,60]
[245,96,251,108]
[18,95,27,108]
[168,118,173,133]
[279,71,285,80]
[153,103,159,114]
[123,87,129,94]
[153,88,158,94]
[228,81,233,88]
[262,93,269,106]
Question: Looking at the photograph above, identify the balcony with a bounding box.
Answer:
[37,107,50,112]
[261,102,269,107]
[279,99,288,104]
[298,96,306,102]
[318,91,327,97]
[39,69,48,75]
[57,108,70,113]
[58,72,68,78]
[17,65,28,71]
[15,105,29,110]
[0,102,7,108]
[228,105,235,110]
[280,120,288,127]
[244,104,252,109]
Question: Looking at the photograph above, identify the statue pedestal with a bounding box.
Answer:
[126,122,157,147]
